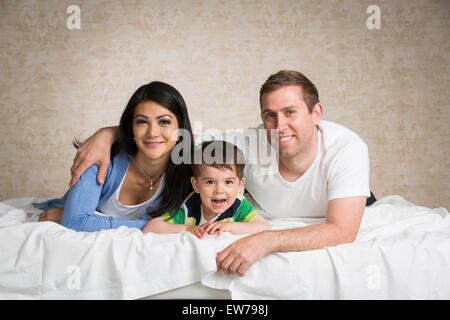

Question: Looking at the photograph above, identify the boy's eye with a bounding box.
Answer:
[225,180,234,185]
[205,180,214,184]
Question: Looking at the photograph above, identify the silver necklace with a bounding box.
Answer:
[133,160,164,191]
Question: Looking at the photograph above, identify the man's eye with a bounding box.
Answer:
[266,113,275,119]
[286,109,295,115]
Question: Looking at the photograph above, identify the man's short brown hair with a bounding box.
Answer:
[191,140,245,179]
[259,70,319,113]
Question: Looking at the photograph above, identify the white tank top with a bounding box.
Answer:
[98,164,165,220]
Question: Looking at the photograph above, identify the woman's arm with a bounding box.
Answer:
[62,164,149,232]
[70,126,118,187]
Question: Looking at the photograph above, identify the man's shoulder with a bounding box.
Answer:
[318,120,369,171]
[319,120,367,149]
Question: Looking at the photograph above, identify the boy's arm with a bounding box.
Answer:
[70,126,118,187]
[143,216,208,239]
[205,215,270,236]
[204,195,271,236]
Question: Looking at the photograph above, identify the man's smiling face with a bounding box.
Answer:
[260,85,321,160]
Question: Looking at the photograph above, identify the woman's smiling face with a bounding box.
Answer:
[133,100,179,161]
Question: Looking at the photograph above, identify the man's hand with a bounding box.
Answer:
[216,231,273,276]
[69,127,117,187]
[38,207,63,224]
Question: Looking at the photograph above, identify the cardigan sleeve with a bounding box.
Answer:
[61,164,149,232]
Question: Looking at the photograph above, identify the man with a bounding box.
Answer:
[59,70,372,276]
[212,70,370,275]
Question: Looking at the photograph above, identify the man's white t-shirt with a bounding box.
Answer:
[203,120,370,219]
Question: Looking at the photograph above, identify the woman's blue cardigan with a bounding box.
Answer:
[33,152,162,232]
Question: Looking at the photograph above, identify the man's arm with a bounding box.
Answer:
[70,126,118,187]
[216,196,366,276]
[70,126,248,187]
[269,196,366,251]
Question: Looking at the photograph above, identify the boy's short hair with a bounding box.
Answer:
[191,140,245,179]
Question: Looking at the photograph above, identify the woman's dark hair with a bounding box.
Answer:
[119,81,194,218]
[76,81,194,218]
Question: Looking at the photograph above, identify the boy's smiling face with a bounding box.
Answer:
[191,164,245,220]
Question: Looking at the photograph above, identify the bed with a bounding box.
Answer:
[0,195,449,299]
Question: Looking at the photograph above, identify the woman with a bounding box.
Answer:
[35,81,194,232]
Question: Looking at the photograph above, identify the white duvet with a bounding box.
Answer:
[0,196,449,299]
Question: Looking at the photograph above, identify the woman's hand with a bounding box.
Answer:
[38,207,64,224]
[69,126,118,187]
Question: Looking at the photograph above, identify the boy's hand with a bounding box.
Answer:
[204,221,233,237]
[186,225,207,239]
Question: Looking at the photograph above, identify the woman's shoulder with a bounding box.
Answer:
[100,151,131,181]
[110,152,132,169]
[80,151,131,183]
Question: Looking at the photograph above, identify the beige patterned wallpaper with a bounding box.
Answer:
[0,0,448,209]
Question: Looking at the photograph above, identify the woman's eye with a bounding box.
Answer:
[159,119,171,125]
[136,119,148,125]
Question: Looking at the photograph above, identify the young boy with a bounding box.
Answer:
[143,141,270,238]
